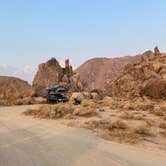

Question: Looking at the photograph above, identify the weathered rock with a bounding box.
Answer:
[33,58,83,96]
[154,46,161,56]
[109,47,166,99]
[0,76,35,105]
[142,78,166,99]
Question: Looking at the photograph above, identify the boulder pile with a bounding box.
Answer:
[109,47,166,99]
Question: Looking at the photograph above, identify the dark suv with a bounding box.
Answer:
[46,85,69,104]
[47,93,68,103]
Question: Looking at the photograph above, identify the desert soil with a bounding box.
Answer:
[0,105,165,166]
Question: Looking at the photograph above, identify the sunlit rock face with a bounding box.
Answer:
[108,47,166,99]
[33,58,83,97]
[0,76,35,105]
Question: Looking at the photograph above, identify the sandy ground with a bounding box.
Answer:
[0,105,166,166]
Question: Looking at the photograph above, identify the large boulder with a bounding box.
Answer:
[142,78,166,99]
[33,58,83,96]
[0,76,35,105]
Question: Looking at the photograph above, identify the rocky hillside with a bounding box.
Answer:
[33,58,83,96]
[76,55,141,90]
[0,76,35,105]
[109,47,166,99]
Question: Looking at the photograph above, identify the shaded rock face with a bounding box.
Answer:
[0,76,35,105]
[109,47,166,99]
[76,55,142,90]
[33,58,83,96]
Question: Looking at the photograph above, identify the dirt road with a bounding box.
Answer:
[0,105,165,166]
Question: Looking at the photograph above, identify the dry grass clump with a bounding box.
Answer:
[73,106,96,117]
[99,123,153,144]
[0,99,10,106]
[160,131,166,137]
[24,104,74,119]
[83,119,112,130]
[136,103,154,111]
[83,120,100,130]
[144,118,156,126]
[24,102,98,119]
[102,97,113,106]
[132,124,152,136]
[159,122,166,129]
[152,106,165,116]
[81,99,96,108]
[119,111,145,120]
[122,100,154,111]
[83,119,128,131]
[99,128,140,144]
[110,120,128,129]
[102,97,121,109]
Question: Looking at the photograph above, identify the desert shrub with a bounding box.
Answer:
[50,104,74,119]
[123,102,135,110]
[73,105,96,117]
[83,118,112,130]
[122,130,141,144]
[152,106,165,116]
[102,96,114,106]
[144,119,156,126]
[83,120,100,130]
[119,111,146,121]
[159,122,166,129]
[24,102,99,119]
[24,103,75,119]
[160,106,166,111]
[81,99,96,108]
[160,131,166,137]
[99,129,112,140]
[132,124,152,136]
[136,103,154,111]
[0,99,10,106]
[99,128,139,144]
[110,120,128,129]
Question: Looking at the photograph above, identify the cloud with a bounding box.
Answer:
[0,64,37,84]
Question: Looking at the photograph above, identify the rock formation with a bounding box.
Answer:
[33,58,83,96]
[76,55,142,90]
[0,76,35,105]
[109,47,166,99]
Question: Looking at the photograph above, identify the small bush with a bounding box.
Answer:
[153,107,165,116]
[83,120,100,130]
[133,124,152,136]
[159,122,166,129]
[111,120,128,129]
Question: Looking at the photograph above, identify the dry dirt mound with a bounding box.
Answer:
[109,47,166,99]
[0,76,35,105]
[33,58,83,96]
[76,55,141,90]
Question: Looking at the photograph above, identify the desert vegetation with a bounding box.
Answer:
[24,96,166,151]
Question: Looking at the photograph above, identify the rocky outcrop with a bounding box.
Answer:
[76,55,141,90]
[33,58,83,96]
[109,47,166,99]
[0,76,35,105]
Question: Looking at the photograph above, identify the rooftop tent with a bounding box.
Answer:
[47,85,68,93]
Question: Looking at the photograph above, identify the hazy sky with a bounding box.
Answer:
[0,0,165,68]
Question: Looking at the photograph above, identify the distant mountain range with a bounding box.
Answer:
[0,64,36,84]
